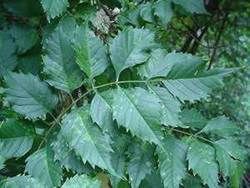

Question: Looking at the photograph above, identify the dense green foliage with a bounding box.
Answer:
[0,0,249,187]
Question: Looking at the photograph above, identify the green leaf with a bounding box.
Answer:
[0,31,17,76]
[214,139,245,178]
[43,18,84,92]
[52,133,93,174]
[215,139,246,161]
[164,68,234,102]
[0,119,35,158]
[16,55,42,75]
[172,0,208,14]
[140,171,164,188]
[138,49,173,79]
[139,51,202,80]
[154,0,173,25]
[149,86,182,127]
[162,53,217,102]
[0,175,44,188]
[140,2,154,23]
[182,175,203,188]
[201,116,240,137]
[90,93,113,131]
[128,144,154,188]
[110,152,126,188]
[112,86,164,146]
[0,155,5,170]
[230,163,245,188]
[25,147,63,187]
[60,107,115,174]
[74,25,109,79]
[180,109,207,129]
[3,0,43,17]
[109,134,128,188]
[9,25,38,54]
[187,140,219,188]
[110,28,155,77]
[165,52,203,78]
[157,136,187,188]
[119,8,141,26]
[62,174,101,188]
[40,0,69,20]
[4,72,58,119]
[138,51,232,102]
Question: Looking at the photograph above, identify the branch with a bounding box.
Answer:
[207,13,228,70]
